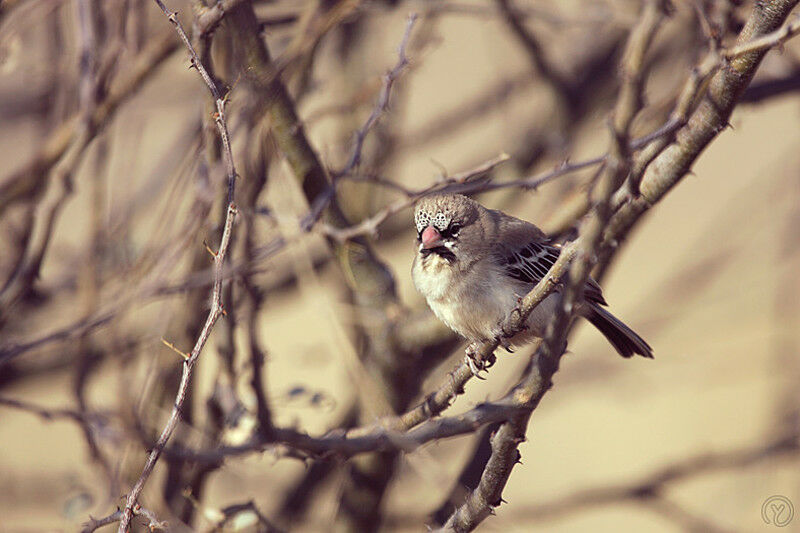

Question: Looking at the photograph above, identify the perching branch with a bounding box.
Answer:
[440,0,800,530]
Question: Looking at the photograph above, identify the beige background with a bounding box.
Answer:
[1,1,798,531]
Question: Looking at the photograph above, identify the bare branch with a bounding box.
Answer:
[335,13,418,177]
[441,2,667,529]
[116,2,241,530]
[724,14,800,59]
[82,505,167,533]
[0,30,179,217]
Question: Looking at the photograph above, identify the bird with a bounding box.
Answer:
[411,193,652,371]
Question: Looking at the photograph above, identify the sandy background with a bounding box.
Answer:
[1,1,799,532]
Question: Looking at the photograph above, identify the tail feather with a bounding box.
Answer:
[585,303,653,359]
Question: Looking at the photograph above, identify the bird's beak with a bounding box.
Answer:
[421,226,444,249]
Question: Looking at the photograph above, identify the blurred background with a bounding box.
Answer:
[1,0,799,531]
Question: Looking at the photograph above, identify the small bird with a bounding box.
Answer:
[411,194,652,369]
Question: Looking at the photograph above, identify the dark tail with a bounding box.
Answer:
[585,303,653,359]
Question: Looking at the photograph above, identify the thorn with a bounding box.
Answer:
[221,87,233,104]
[514,449,524,464]
[203,240,218,258]
[161,338,190,360]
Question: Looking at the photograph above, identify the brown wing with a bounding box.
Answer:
[492,216,608,306]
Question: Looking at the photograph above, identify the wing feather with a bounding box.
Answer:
[492,217,608,306]
[503,240,561,285]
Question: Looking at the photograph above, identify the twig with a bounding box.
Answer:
[724,14,800,59]
[334,13,418,177]
[318,153,510,241]
[82,505,167,533]
[82,510,123,533]
[152,396,528,462]
[116,2,241,531]
[0,30,179,218]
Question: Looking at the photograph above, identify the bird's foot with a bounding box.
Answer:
[464,355,487,379]
[496,335,514,353]
[506,299,530,336]
[494,322,519,354]
[464,342,496,379]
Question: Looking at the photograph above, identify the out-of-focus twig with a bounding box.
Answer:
[300,12,418,230]
[0,29,179,218]
[0,395,106,425]
[335,13,417,177]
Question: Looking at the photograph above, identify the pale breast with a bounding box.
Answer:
[413,250,565,345]
[413,253,517,342]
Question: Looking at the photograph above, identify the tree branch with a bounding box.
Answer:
[116,2,241,530]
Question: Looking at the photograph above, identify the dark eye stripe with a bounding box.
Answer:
[438,221,462,239]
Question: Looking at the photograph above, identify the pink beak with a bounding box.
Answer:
[421,226,444,249]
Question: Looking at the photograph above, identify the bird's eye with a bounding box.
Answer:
[449,223,461,236]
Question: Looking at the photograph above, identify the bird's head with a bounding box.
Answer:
[413,194,483,264]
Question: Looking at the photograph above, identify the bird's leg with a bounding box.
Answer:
[496,298,529,353]
[464,342,486,379]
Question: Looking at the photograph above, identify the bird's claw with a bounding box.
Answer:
[465,355,487,380]
[464,342,495,379]
[493,326,517,353]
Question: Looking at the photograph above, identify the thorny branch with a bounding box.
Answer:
[439,1,800,530]
[335,13,418,177]
[301,11,419,230]
[82,505,167,533]
[116,2,240,531]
